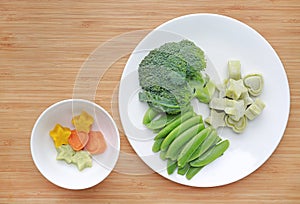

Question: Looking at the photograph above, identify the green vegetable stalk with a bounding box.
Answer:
[193,79,216,104]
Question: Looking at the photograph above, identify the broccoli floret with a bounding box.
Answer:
[158,40,206,72]
[138,40,210,114]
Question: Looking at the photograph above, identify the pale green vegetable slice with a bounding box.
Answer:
[224,99,245,121]
[228,60,241,80]
[205,80,216,99]
[206,60,265,133]
[243,74,264,96]
[205,109,226,128]
[56,144,75,164]
[216,84,226,98]
[224,115,234,127]
[225,79,248,100]
[225,115,248,133]
[194,79,216,103]
[210,97,247,114]
[240,91,254,108]
[71,150,92,171]
[245,98,266,120]
[233,116,247,133]
[209,98,227,110]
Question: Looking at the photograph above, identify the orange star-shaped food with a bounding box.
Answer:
[49,124,71,147]
[71,111,94,133]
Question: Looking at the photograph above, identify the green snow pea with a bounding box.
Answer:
[154,111,195,140]
[167,159,177,175]
[177,127,212,168]
[152,138,164,153]
[177,163,190,176]
[190,139,230,167]
[188,129,220,162]
[146,114,179,131]
[165,123,205,161]
[186,166,204,180]
[143,107,159,125]
[160,115,203,151]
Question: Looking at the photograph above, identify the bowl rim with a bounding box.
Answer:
[30,98,120,189]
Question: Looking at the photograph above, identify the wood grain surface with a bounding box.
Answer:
[0,0,299,203]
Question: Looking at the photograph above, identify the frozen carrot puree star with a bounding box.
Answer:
[68,130,89,151]
[49,124,71,147]
[85,131,107,154]
[71,111,94,133]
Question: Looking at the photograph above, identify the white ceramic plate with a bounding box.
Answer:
[31,99,120,189]
[119,13,290,187]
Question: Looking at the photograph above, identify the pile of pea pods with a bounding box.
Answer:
[144,107,230,180]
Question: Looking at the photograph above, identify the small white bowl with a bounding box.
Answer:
[31,99,120,190]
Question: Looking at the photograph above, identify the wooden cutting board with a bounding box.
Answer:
[0,0,299,203]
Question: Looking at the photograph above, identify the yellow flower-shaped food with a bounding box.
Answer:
[49,124,71,147]
[71,111,94,133]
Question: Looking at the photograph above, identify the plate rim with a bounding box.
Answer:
[119,13,290,187]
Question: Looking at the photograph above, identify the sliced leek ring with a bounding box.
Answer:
[243,74,264,97]
[245,98,266,120]
[225,115,248,133]
[228,60,241,80]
